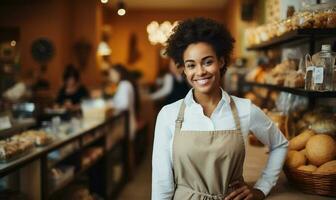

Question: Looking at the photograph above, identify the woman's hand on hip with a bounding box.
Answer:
[224,181,265,200]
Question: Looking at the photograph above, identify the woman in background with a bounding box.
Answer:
[107,63,140,140]
[56,64,88,111]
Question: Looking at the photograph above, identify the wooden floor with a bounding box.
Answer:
[117,156,152,200]
[117,142,335,200]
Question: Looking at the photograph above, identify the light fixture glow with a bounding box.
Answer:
[117,1,126,16]
[97,41,112,56]
[101,0,108,4]
[10,40,16,47]
[117,8,126,16]
[147,21,178,45]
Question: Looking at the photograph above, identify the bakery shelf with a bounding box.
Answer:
[48,155,104,196]
[246,28,336,51]
[78,153,104,176]
[47,141,81,169]
[245,81,336,98]
[48,174,75,196]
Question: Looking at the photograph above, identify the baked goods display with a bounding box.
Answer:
[245,66,267,84]
[246,5,336,47]
[290,109,336,137]
[310,119,336,137]
[264,60,304,88]
[245,59,304,88]
[48,165,75,191]
[0,130,53,162]
[0,139,34,161]
[244,3,336,196]
[12,130,53,146]
[285,130,336,174]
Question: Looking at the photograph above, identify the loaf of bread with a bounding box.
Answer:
[306,134,336,166]
[297,164,317,173]
[313,160,336,174]
[286,150,306,168]
[289,129,315,150]
[284,71,305,88]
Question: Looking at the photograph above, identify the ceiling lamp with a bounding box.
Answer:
[101,0,108,4]
[147,21,178,45]
[97,41,111,56]
[117,1,126,16]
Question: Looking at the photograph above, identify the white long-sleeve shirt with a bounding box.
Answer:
[152,89,288,199]
[108,80,137,140]
[150,73,174,101]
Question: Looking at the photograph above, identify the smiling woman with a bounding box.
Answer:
[151,18,289,200]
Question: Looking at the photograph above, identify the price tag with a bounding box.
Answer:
[0,116,12,130]
[313,67,324,84]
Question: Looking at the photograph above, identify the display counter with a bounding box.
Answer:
[0,111,130,200]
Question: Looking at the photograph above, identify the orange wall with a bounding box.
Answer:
[0,0,102,94]
[70,0,103,88]
[0,1,258,90]
[105,9,227,84]
[223,0,263,65]
[0,0,71,92]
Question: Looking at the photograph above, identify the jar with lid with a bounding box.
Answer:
[312,44,335,91]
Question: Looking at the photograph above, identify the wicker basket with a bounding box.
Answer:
[283,167,336,197]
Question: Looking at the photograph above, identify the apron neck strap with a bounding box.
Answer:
[175,100,186,133]
[229,96,241,131]
[174,96,241,133]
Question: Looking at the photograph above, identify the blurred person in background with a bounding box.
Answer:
[55,64,89,111]
[107,64,141,177]
[107,63,140,140]
[2,69,35,102]
[150,59,190,108]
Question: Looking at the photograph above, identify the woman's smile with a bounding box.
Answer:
[194,76,213,86]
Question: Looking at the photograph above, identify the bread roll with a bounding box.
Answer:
[306,134,336,166]
[313,160,336,174]
[297,164,317,173]
[286,150,306,168]
[289,129,315,150]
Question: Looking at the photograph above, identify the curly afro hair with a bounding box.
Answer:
[165,17,235,76]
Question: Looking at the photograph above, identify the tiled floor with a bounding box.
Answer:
[118,143,335,200]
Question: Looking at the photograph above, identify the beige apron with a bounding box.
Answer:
[172,97,245,200]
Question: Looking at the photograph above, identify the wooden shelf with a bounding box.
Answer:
[245,82,336,98]
[48,154,104,196]
[246,29,336,51]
